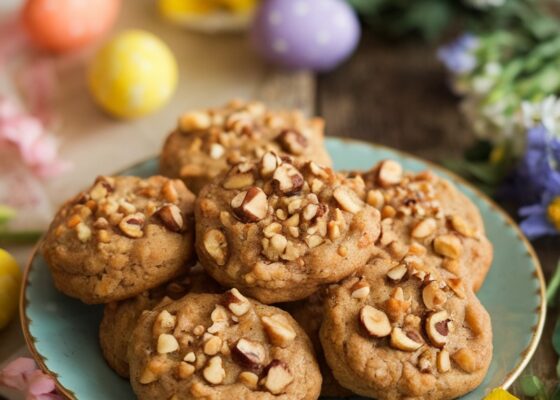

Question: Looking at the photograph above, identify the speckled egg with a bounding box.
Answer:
[251,0,360,71]
[22,0,120,53]
[88,30,178,119]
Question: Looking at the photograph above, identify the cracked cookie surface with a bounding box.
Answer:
[128,290,322,400]
[194,153,381,303]
[42,175,196,304]
[160,100,331,194]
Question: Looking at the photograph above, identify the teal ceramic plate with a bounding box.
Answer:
[21,137,546,400]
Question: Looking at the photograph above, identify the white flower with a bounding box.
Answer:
[521,96,560,136]
[464,0,506,9]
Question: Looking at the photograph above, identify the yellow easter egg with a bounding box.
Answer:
[88,30,178,118]
[483,389,519,400]
[0,249,22,330]
[219,0,258,13]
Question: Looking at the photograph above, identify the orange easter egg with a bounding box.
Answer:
[22,0,120,53]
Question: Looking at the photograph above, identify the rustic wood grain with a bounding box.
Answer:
[317,30,559,398]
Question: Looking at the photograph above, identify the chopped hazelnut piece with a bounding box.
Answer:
[156,204,184,232]
[223,171,255,190]
[263,360,293,395]
[452,348,480,372]
[377,160,403,187]
[209,143,225,159]
[140,357,171,384]
[390,327,423,352]
[422,282,447,310]
[359,305,391,338]
[67,214,82,229]
[239,371,259,389]
[211,305,229,323]
[366,189,385,209]
[184,352,196,363]
[224,288,251,316]
[153,310,177,336]
[387,264,408,283]
[178,362,195,379]
[76,222,92,242]
[446,277,466,299]
[333,187,363,214]
[272,164,304,195]
[118,213,145,238]
[157,333,179,354]
[203,229,228,266]
[351,279,370,299]
[425,311,450,348]
[450,215,475,237]
[232,338,266,370]
[203,335,223,356]
[433,235,462,259]
[161,180,179,203]
[411,218,437,239]
[231,187,268,223]
[203,356,226,385]
[275,129,308,155]
[261,314,296,347]
[179,111,211,131]
[260,152,281,177]
[437,350,451,373]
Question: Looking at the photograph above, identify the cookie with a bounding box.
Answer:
[100,267,222,378]
[283,290,354,398]
[128,290,322,400]
[356,160,493,291]
[160,99,332,194]
[320,254,493,400]
[42,175,196,304]
[194,152,381,303]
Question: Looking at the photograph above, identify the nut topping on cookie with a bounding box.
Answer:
[272,163,304,195]
[452,348,480,372]
[425,311,450,348]
[179,111,212,132]
[260,152,281,177]
[156,204,184,232]
[411,218,437,239]
[263,360,293,394]
[446,277,466,299]
[203,335,223,356]
[178,362,196,379]
[351,279,370,299]
[232,338,266,370]
[390,327,423,352]
[231,187,268,223]
[223,289,251,316]
[437,350,451,373]
[261,314,297,347]
[422,281,447,310]
[118,213,145,238]
[433,235,462,259]
[223,169,255,190]
[387,264,408,283]
[275,129,308,155]
[153,310,177,336]
[377,160,403,187]
[449,215,475,237]
[238,371,259,389]
[157,333,179,354]
[203,356,226,384]
[203,229,228,266]
[333,187,363,214]
[359,305,391,338]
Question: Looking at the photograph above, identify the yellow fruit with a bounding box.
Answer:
[88,30,178,119]
[0,249,22,330]
[484,388,519,400]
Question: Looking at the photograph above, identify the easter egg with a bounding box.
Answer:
[88,30,178,119]
[251,0,360,71]
[22,0,120,53]
[0,249,22,330]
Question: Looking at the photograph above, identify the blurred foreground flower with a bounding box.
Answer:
[0,358,61,400]
[483,388,519,399]
[437,33,479,75]
[0,248,21,329]
[464,0,507,9]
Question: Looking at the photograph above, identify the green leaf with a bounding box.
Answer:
[0,205,16,225]
[547,260,560,307]
[551,384,560,400]
[520,375,546,397]
[553,317,560,355]
[557,360,560,380]
[0,230,42,245]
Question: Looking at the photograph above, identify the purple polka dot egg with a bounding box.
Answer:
[251,0,361,72]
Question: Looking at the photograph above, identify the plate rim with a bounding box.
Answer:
[19,136,547,400]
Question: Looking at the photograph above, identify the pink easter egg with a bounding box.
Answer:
[22,0,120,53]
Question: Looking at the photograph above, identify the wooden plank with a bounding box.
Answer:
[317,30,559,398]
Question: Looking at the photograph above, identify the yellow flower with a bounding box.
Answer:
[484,388,519,400]
[547,196,560,231]
[0,248,22,329]
[489,144,505,165]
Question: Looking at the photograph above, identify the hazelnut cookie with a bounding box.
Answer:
[128,290,322,400]
[42,175,196,304]
[357,160,493,291]
[194,153,381,303]
[100,266,222,378]
[160,99,331,194]
[320,255,493,400]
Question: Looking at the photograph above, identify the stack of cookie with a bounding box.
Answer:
[41,100,494,400]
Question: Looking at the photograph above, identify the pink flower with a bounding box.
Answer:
[0,358,61,400]
[0,97,70,178]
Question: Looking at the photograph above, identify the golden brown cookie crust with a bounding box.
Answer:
[42,175,196,304]
[128,291,322,400]
[159,99,332,194]
[195,154,381,303]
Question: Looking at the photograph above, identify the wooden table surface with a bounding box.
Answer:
[315,30,559,398]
